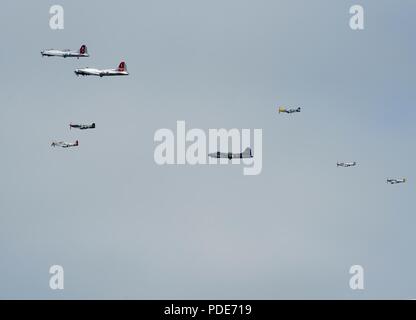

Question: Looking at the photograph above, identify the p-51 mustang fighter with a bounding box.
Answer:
[387,178,406,184]
[278,107,301,114]
[41,45,89,58]
[70,123,95,130]
[337,162,357,167]
[74,61,129,77]
[209,147,253,160]
[51,140,79,148]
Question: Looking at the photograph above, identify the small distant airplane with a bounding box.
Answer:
[51,140,79,148]
[278,106,301,114]
[337,162,357,167]
[387,178,406,184]
[74,61,129,77]
[208,147,253,160]
[41,45,89,58]
[70,123,95,130]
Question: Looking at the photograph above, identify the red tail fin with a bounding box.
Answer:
[117,61,127,72]
[79,45,87,54]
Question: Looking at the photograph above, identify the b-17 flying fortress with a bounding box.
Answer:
[74,61,129,77]
[41,44,89,58]
[43,44,128,150]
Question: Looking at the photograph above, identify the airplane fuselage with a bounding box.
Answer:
[74,68,129,77]
[41,50,89,58]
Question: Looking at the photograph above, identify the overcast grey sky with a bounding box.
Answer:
[0,0,415,299]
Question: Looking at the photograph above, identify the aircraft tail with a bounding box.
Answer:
[297,107,301,112]
[79,45,88,54]
[242,147,252,157]
[278,107,285,113]
[91,123,96,128]
[75,140,79,146]
[117,61,127,72]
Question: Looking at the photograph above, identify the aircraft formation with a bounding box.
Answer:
[51,123,95,148]
[41,44,406,186]
[41,44,129,78]
[42,44,129,149]
[277,106,407,185]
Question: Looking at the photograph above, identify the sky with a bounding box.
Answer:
[0,0,415,299]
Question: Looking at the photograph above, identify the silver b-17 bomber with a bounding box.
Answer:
[74,61,129,77]
[41,45,89,59]
[209,147,253,160]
